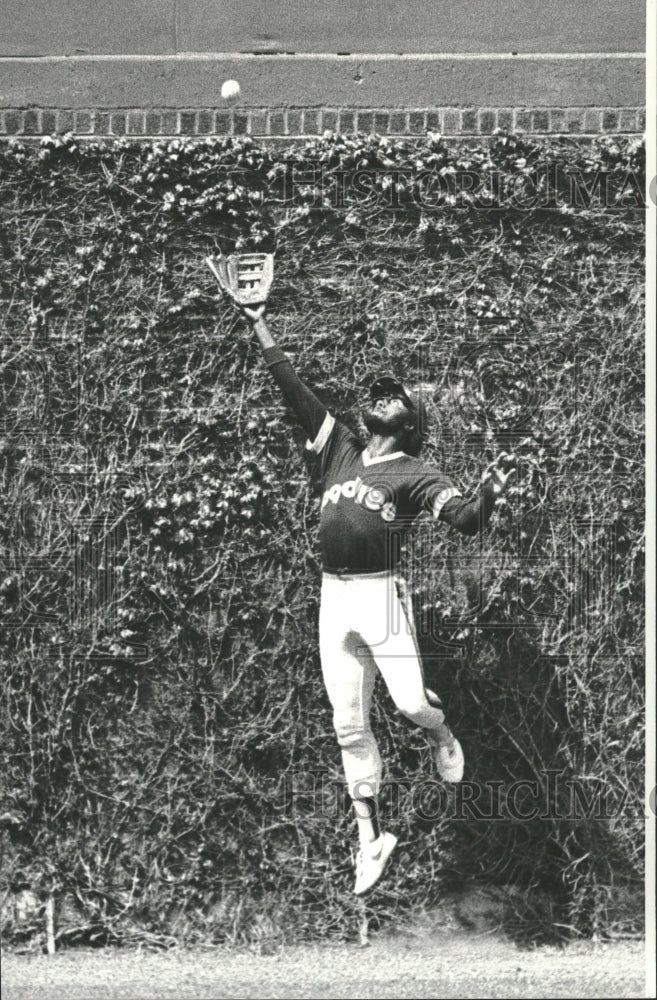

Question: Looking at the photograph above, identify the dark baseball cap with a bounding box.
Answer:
[369,375,429,436]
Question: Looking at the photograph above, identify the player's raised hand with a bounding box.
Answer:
[240,303,266,322]
[481,452,517,496]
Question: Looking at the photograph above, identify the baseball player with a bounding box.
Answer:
[223,290,515,895]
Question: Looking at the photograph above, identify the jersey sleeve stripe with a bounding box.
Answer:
[432,487,463,519]
[306,412,336,454]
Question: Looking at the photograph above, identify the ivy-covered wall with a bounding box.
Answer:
[0,130,645,947]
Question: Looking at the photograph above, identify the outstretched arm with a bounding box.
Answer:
[439,453,516,536]
[242,307,330,445]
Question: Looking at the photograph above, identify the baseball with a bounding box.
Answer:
[220,79,241,103]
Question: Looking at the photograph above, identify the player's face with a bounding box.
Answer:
[363,395,413,435]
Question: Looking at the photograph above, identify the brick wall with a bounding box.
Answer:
[0,105,645,140]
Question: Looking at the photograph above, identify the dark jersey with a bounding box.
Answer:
[308,413,462,572]
[262,346,497,572]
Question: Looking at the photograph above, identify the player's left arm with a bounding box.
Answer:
[224,302,331,451]
[438,452,517,535]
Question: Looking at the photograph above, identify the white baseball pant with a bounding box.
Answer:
[319,570,445,797]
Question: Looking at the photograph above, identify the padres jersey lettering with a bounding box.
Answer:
[308,413,462,573]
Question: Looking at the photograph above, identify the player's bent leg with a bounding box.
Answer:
[363,576,464,782]
[363,597,444,730]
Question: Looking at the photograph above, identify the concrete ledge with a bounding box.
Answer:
[0,54,645,110]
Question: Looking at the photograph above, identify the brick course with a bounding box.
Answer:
[0,106,645,140]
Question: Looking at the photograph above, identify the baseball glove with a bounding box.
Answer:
[205,253,274,308]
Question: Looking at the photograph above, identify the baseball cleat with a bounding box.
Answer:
[428,728,465,782]
[353,832,398,895]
